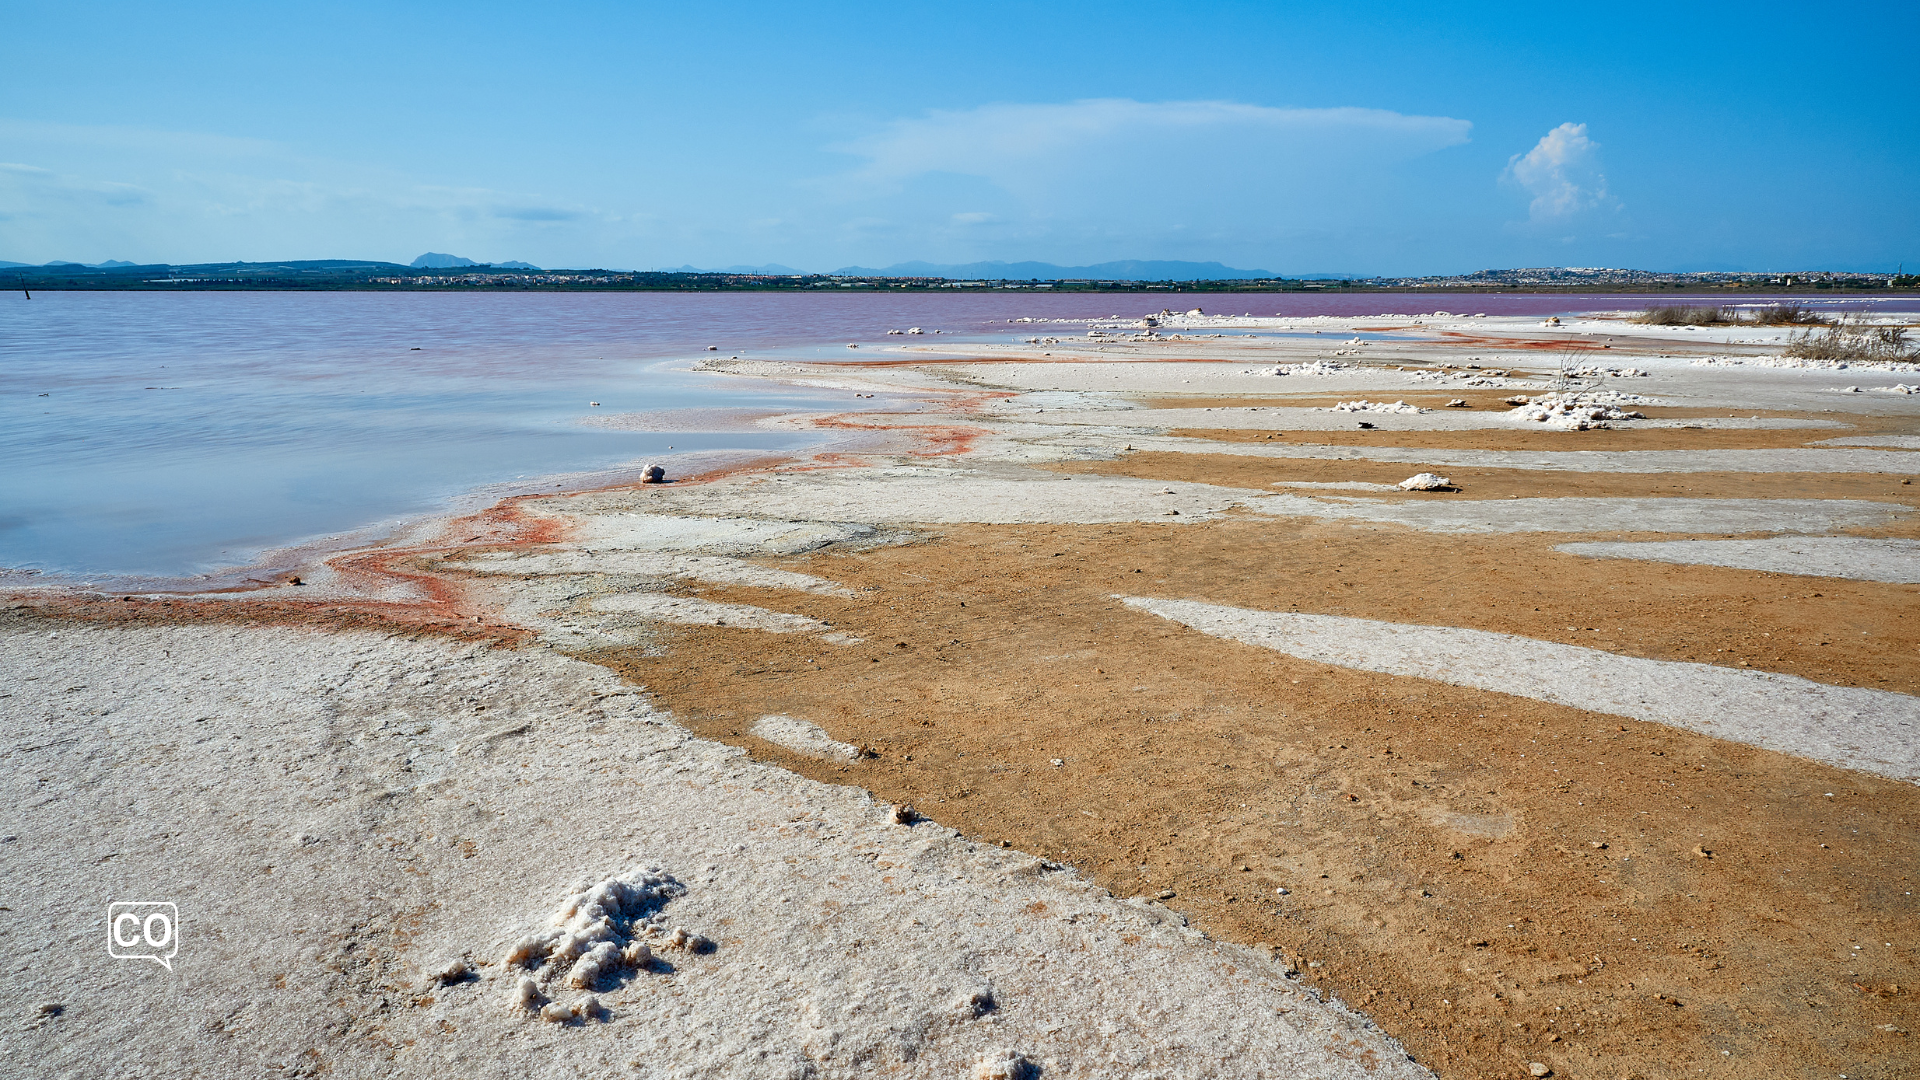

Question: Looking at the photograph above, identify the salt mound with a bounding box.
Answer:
[751,715,863,760]
[1324,400,1426,415]
[1248,361,1354,376]
[498,866,712,1019]
[1396,473,1454,491]
[1506,392,1646,429]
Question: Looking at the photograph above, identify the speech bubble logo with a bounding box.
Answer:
[108,902,178,970]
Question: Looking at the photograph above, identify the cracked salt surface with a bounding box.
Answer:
[1557,537,1920,584]
[1121,597,1920,783]
[0,623,1424,1079]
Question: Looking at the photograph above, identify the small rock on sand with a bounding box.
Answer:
[642,465,666,484]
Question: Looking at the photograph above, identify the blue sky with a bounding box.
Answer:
[3,1,1915,275]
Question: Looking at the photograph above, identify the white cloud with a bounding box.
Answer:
[835,98,1471,199]
[1504,122,1617,221]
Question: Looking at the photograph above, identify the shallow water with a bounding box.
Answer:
[2,289,1892,580]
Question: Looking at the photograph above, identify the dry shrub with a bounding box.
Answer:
[1784,320,1918,362]
[1633,305,1731,325]
[1746,304,1827,326]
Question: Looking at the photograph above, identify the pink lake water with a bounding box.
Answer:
[3,289,1898,582]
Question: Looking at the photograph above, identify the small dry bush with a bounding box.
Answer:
[1746,304,1826,326]
[1633,305,1731,325]
[1784,320,1918,363]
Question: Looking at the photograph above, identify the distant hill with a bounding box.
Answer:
[827,259,1294,281]
[409,253,540,270]
[668,263,807,276]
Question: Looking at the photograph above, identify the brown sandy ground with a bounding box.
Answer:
[603,519,1920,1080]
[1052,453,1920,520]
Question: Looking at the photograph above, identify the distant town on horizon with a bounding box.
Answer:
[2,255,1913,293]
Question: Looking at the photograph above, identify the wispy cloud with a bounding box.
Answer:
[834,98,1472,197]
[0,162,151,217]
[1504,122,1617,221]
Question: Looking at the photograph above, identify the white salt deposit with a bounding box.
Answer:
[591,593,851,638]
[1250,494,1906,535]
[751,715,864,760]
[1813,435,1920,449]
[1506,392,1647,428]
[1693,356,1920,373]
[1132,435,1920,475]
[1120,597,1920,782]
[0,623,1424,1078]
[569,513,876,556]
[452,549,856,596]
[1246,360,1355,376]
[1325,400,1427,414]
[1396,473,1455,491]
[1556,537,1920,584]
[1272,481,1400,492]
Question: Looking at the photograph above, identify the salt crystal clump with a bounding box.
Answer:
[1507,392,1646,429]
[501,866,689,1012]
[973,1049,1038,1080]
[1397,473,1455,491]
[1248,360,1353,376]
[1325,400,1426,415]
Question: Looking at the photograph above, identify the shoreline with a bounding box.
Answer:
[7,310,1919,1078]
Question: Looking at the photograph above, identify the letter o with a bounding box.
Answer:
[144,912,172,948]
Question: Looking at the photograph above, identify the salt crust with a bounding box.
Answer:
[751,715,864,760]
[1813,435,1920,449]
[591,592,856,640]
[1,624,1423,1078]
[1132,435,1920,475]
[1693,356,1920,374]
[1325,400,1427,415]
[1556,537,1920,584]
[451,549,856,596]
[1120,597,1920,783]
[1251,494,1906,535]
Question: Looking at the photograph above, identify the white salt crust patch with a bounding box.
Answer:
[1250,494,1906,535]
[453,549,855,595]
[1132,437,1920,475]
[1556,537,1920,584]
[1813,435,1920,449]
[591,593,857,641]
[0,624,1422,1078]
[569,513,877,556]
[751,715,863,760]
[1004,407,1840,434]
[636,467,1263,524]
[1121,597,1920,783]
[1272,481,1400,492]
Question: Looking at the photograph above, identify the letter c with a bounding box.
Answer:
[113,912,142,948]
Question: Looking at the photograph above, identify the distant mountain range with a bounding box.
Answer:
[410,253,540,269]
[667,262,810,276]
[0,259,139,268]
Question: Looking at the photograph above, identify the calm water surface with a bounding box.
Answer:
[2,290,1892,581]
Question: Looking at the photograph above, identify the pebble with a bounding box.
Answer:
[1529,1064,1552,1078]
